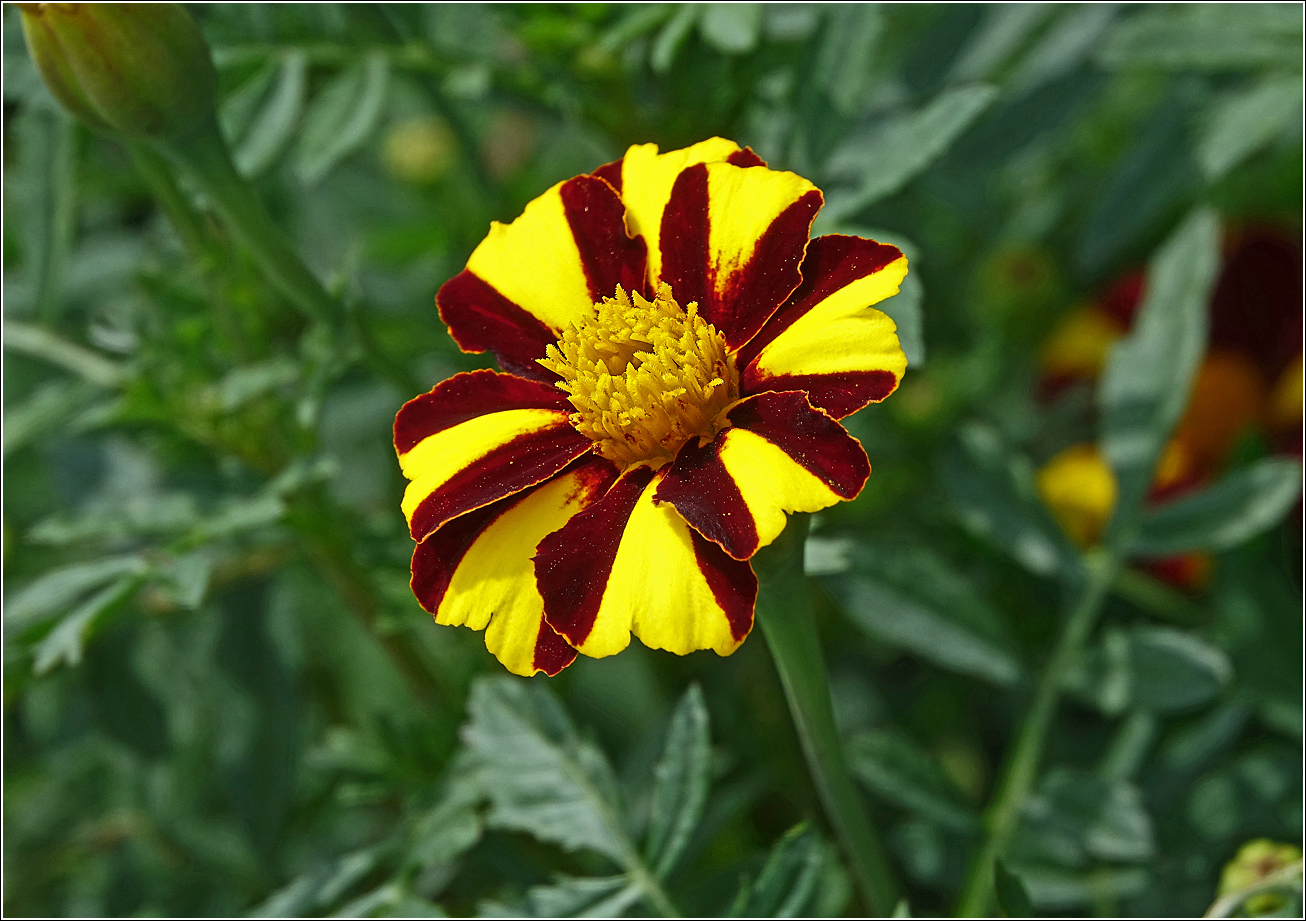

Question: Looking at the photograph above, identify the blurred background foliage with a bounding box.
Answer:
[3,3,1302,917]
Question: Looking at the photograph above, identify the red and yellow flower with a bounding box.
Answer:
[394,138,908,675]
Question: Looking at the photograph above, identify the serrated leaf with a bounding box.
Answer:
[1098,209,1221,533]
[295,53,390,186]
[846,729,978,832]
[461,676,630,865]
[1199,76,1303,181]
[995,860,1033,918]
[645,683,711,878]
[1133,458,1303,555]
[234,52,308,176]
[820,84,997,222]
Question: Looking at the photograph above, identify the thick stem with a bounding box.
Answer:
[956,549,1120,917]
[156,119,343,328]
[754,515,898,916]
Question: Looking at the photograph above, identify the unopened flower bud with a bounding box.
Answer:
[18,3,217,142]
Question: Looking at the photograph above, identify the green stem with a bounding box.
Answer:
[956,549,1120,917]
[754,515,898,916]
[124,141,211,259]
[156,119,343,328]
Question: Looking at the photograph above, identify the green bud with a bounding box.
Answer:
[19,3,217,142]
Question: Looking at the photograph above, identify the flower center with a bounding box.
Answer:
[539,283,737,468]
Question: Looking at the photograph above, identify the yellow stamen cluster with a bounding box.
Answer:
[539,283,737,468]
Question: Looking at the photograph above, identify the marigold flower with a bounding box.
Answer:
[394,138,908,676]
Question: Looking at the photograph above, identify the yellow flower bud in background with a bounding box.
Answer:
[1036,443,1118,548]
[18,3,217,142]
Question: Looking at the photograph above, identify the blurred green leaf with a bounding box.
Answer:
[1098,4,1302,71]
[826,566,1024,686]
[1012,767,1154,869]
[2,379,100,457]
[6,554,149,636]
[645,683,711,878]
[32,574,144,674]
[846,728,978,832]
[523,876,641,918]
[651,5,699,74]
[1098,208,1220,530]
[1133,458,1303,555]
[295,52,390,186]
[729,824,830,917]
[820,83,997,222]
[699,3,762,55]
[1005,4,1118,95]
[1199,76,1303,180]
[231,52,308,177]
[1068,625,1233,715]
[947,5,1057,84]
[814,5,883,115]
[994,860,1033,918]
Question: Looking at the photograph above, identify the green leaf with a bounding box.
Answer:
[525,876,641,918]
[461,676,630,865]
[32,575,143,674]
[830,574,1022,686]
[698,3,761,55]
[994,861,1033,918]
[820,84,997,222]
[1128,626,1232,713]
[6,555,150,636]
[234,52,308,177]
[730,824,830,917]
[1098,209,1221,532]
[941,428,1075,579]
[1004,5,1118,95]
[1012,768,1155,869]
[1098,4,1302,71]
[1199,76,1303,181]
[947,5,1058,84]
[1134,458,1303,556]
[2,378,100,457]
[295,52,391,186]
[846,729,978,832]
[814,5,883,115]
[650,5,699,74]
[1011,864,1149,912]
[645,683,711,878]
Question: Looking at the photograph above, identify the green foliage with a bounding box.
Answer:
[3,3,1300,917]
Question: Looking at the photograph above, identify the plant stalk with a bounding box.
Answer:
[754,515,898,916]
[156,119,343,328]
[956,548,1120,916]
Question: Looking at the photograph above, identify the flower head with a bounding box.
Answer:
[395,139,908,675]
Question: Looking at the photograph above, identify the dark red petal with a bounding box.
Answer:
[560,174,650,301]
[410,501,504,613]
[590,157,623,192]
[408,425,591,541]
[727,147,767,168]
[534,466,655,647]
[394,369,568,455]
[728,391,870,498]
[436,271,558,380]
[532,618,578,676]
[744,370,899,420]
[655,435,760,560]
[659,163,822,349]
[691,529,757,641]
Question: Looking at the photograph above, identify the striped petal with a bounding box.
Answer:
[658,161,822,349]
[656,392,871,560]
[437,174,647,378]
[535,465,757,660]
[591,143,766,194]
[412,459,618,676]
[395,370,590,541]
[738,235,909,419]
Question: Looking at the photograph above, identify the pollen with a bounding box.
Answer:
[539,283,738,468]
